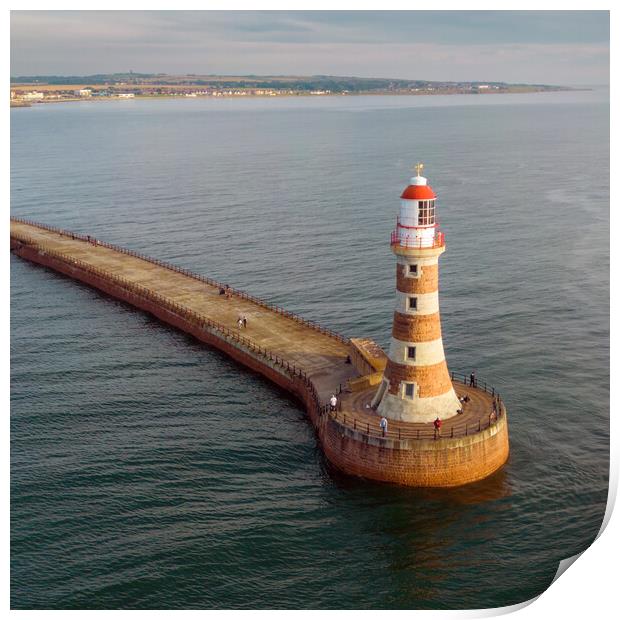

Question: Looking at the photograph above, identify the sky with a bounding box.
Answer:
[10,10,610,85]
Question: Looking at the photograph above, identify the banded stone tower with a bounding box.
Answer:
[372,164,461,423]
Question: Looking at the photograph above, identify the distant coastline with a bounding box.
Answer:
[10,72,576,107]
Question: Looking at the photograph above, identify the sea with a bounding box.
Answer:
[10,88,609,609]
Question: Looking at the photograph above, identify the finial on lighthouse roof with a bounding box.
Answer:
[410,161,427,186]
[401,161,436,199]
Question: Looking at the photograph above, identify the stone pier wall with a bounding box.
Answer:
[319,414,509,487]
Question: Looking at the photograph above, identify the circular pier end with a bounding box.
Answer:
[319,383,510,487]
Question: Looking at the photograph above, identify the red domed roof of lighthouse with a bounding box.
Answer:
[401,184,436,200]
[401,165,437,200]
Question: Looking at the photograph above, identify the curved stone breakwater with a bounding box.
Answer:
[10,218,509,487]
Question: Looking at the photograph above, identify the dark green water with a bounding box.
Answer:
[11,91,609,609]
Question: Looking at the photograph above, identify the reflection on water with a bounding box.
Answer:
[326,459,512,505]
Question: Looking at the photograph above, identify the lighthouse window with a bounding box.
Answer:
[404,383,415,399]
[409,296,418,310]
[407,346,416,360]
[409,264,418,275]
[418,200,436,226]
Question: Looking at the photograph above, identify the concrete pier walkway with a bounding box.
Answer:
[10,219,358,402]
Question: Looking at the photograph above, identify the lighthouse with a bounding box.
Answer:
[372,164,461,423]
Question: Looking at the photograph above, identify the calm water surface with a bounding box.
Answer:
[11,90,609,609]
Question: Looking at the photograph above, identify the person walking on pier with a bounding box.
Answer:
[469,370,476,387]
[434,417,443,439]
[380,416,388,437]
[330,394,337,412]
[242,315,247,328]
[237,316,243,329]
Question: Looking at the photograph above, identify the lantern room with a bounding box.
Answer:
[393,163,442,249]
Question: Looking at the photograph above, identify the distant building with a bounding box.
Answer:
[21,91,44,100]
[116,93,135,98]
[75,88,92,97]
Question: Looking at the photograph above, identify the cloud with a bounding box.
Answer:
[10,10,610,85]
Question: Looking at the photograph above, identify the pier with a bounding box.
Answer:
[11,217,509,487]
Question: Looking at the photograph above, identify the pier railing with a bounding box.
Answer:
[320,392,506,441]
[320,372,505,441]
[449,370,501,401]
[10,217,348,345]
[11,231,332,413]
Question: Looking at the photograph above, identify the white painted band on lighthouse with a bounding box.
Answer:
[378,389,462,423]
[397,254,439,270]
[395,291,439,315]
[388,336,448,367]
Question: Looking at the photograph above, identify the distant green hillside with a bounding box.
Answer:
[10,73,561,91]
